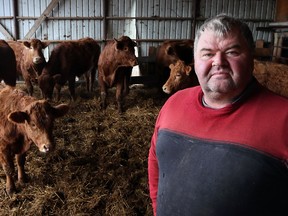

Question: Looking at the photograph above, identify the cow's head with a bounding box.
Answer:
[23,39,49,65]
[113,36,138,67]
[7,100,69,153]
[38,73,62,100]
[162,60,194,94]
[165,41,194,65]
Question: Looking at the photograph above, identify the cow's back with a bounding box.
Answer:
[7,41,24,76]
[45,38,100,77]
[0,86,33,116]
[0,40,17,86]
[98,41,114,66]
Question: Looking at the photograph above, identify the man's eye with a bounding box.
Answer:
[226,51,239,56]
[202,53,214,57]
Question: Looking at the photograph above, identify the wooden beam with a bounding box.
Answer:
[0,23,14,40]
[24,0,61,39]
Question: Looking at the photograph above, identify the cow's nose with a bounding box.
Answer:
[40,144,52,153]
[162,85,170,94]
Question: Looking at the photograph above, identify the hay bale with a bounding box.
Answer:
[254,60,288,98]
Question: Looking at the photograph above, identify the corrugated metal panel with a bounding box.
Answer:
[199,0,276,42]
[0,0,277,57]
[17,0,103,41]
[0,0,14,39]
[134,0,195,57]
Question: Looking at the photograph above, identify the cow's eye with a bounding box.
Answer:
[30,122,37,129]
[124,47,129,51]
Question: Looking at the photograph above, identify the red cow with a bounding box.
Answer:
[8,39,49,95]
[0,85,69,195]
[155,40,194,87]
[98,36,138,113]
[0,40,17,86]
[38,37,100,101]
[162,60,198,94]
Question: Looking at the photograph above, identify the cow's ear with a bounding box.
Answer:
[115,41,124,50]
[184,65,192,75]
[50,104,69,118]
[166,46,175,56]
[169,63,175,69]
[42,42,50,49]
[23,41,31,48]
[133,41,137,47]
[8,111,29,124]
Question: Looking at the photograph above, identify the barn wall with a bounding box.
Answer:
[0,0,276,58]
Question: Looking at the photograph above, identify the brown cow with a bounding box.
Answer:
[8,39,49,95]
[155,40,194,87]
[0,85,69,196]
[38,37,100,101]
[98,36,138,113]
[0,40,17,86]
[162,60,198,94]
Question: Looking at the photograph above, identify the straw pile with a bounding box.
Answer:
[0,83,167,216]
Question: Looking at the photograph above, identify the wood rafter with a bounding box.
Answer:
[24,0,61,39]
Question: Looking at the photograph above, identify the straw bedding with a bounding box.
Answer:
[0,83,167,216]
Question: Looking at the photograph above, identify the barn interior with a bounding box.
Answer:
[0,0,288,215]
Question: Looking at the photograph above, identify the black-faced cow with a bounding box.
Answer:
[98,36,138,113]
[162,60,198,94]
[38,37,100,101]
[155,40,194,88]
[8,39,49,95]
[0,40,17,86]
[0,85,69,196]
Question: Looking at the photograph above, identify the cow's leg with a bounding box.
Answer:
[55,83,62,101]
[122,69,132,97]
[0,150,16,195]
[115,81,124,113]
[98,75,107,110]
[16,153,28,185]
[89,67,97,92]
[85,72,90,92]
[68,77,76,101]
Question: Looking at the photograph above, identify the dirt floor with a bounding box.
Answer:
[0,82,168,216]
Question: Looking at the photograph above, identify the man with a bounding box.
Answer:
[148,14,288,216]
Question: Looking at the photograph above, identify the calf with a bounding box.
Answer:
[0,85,69,195]
[0,40,17,86]
[162,60,198,94]
[8,39,49,95]
[156,40,194,87]
[98,36,138,113]
[38,37,100,101]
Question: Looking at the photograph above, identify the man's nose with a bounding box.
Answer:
[212,52,227,66]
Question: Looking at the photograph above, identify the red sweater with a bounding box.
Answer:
[148,80,288,216]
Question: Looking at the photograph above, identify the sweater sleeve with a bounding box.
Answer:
[148,121,160,216]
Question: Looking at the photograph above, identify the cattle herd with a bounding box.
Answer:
[0,35,288,201]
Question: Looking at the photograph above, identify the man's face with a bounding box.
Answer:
[194,29,254,98]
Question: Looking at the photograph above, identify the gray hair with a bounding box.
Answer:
[194,14,254,53]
